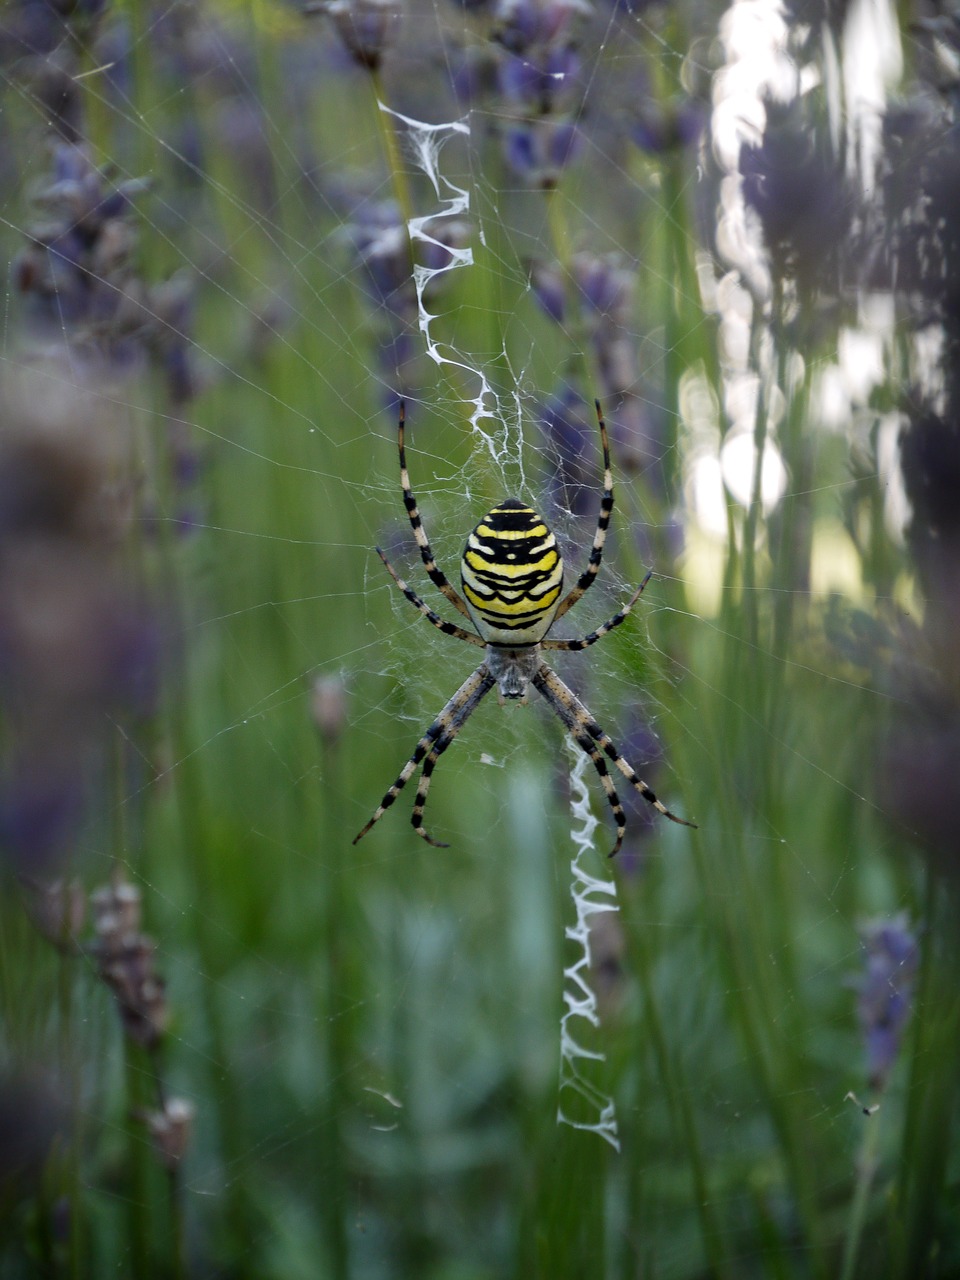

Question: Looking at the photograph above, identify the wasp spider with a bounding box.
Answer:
[353,401,696,856]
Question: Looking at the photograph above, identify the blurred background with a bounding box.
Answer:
[0,0,958,1275]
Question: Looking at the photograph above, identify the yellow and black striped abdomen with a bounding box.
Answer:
[460,499,564,645]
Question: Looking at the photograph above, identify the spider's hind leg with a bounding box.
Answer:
[532,662,695,855]
[533,667,628,855]
[352,664,496,847]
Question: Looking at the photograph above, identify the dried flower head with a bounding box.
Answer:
[141,1097,196,1171]
[20,877,87,952]
[311,675,348,746]
[324,0,403,70]
[0,360,159,874]
[91,878,168,1050]
[91,879,143,941]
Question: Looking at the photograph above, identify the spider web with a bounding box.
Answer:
[0,0,937,1273]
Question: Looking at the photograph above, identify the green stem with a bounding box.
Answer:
[543,185,602,397]
[740,299,772,654]
[123,1046,154,1278]
[840,1109,883,1280]
[315,741,351,1280]
[371,69,416,232]
[630,914,731,1279]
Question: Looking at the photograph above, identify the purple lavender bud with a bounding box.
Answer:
[0,1,67,58]
[51,0,110,21]
[497,44,580,114]
[50,142,89,187]
[540,387,596,516]
[855,915,918,1091]
[494,0,591,55]
[160,342,196,406]
[503,119,580,185]
[0,767,85,876]
[546,118,580,170]
[148,274,198,405]
[737,97,852,289]
[675,100,706,149]
[15,144,166,366]
[573,251,632,320]
[449,0,495,14]
[0,1072,69,1198]
[448,45,499,105]
[494,0,542,52]
[348,201,413,314]
[900,410,960,554]
[104,606,161,717]
[504,126,539,178]
[632,101,704,155]
[529,260,566,324]
[381,329,416,374]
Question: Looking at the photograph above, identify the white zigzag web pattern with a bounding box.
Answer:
[557,738,621,1152]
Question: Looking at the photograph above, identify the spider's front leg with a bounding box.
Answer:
[374,546,485,647]
[552,399,615,622]
[542,572,652,653]
[397,401,474,621]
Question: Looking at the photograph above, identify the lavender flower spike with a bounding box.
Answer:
[855,914,918,1092]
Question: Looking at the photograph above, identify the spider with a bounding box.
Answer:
[352,400,696,856]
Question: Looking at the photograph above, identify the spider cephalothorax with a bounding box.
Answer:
[353,400,696,855]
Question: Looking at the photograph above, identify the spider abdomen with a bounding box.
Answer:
[460,498,564,644]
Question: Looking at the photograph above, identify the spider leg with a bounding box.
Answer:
[533,663,696,856]
[374,547,485,647]
[352,665,496,847]
[398,401,473,620]
[542,572,652,652]
[553,399,614,622]
[532,664,628,855]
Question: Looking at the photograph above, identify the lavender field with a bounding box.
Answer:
[0,0,958,1275]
